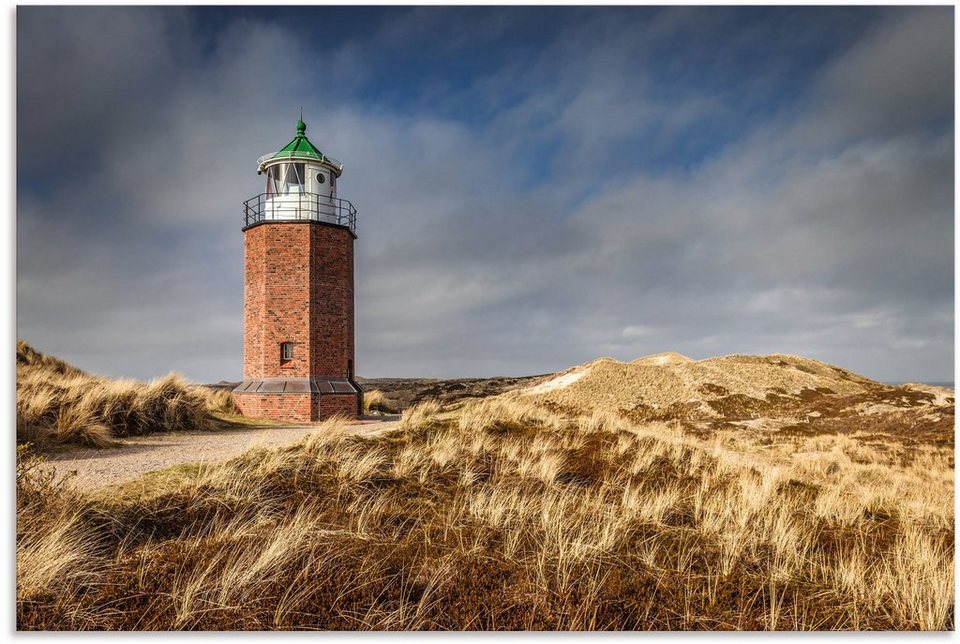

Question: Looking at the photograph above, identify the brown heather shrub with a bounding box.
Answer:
[15,396,954,630]
[16,341,236,448]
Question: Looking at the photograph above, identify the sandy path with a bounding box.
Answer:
[46,419,401,491]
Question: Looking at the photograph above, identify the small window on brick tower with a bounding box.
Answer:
[280,342,294,362]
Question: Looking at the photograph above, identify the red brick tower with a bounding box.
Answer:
[233,119,361,422]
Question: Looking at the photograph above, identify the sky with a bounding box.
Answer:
[16,6,955,383]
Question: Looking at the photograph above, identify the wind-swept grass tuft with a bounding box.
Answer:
[363,389,398,415]
[398,399,444,431]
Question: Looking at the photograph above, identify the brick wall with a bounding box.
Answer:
[242,223,311,379]
[312,393,360,419]
[309,223,355,379]
[234,392,359,423]
[240,220,357,422]
[234,392,312,423]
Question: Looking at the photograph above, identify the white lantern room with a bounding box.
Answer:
[243,118,356,233]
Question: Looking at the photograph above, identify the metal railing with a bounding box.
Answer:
[242,192,357,234]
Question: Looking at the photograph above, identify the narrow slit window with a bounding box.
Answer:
[280,342,294,362]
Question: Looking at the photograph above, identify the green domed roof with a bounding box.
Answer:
[272,119,327,162]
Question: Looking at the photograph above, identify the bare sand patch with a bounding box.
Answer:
[631,351,694,366]
[523,366,590,395]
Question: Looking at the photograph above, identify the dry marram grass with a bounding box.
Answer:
[362,389,399,415]
[17,394,953,630]
[17,341,237,447]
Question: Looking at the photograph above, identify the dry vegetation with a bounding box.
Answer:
[17,341,238,448]
[362,389,399,415]
[17,393,954,630]
[519,353,954,448]
[356,374,545,411]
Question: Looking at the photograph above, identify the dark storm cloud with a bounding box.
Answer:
[17,6,953,383]
[810,8,953,143]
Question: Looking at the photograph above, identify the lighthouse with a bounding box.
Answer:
[233,118,361,422]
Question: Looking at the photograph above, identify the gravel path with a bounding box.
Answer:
[46,419,401,491]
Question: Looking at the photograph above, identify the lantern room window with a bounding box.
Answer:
[265,163,305,196]
[284,163,305,194]
[280,342,294,362]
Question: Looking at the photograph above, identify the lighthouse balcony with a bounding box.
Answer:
[243,192,357,234]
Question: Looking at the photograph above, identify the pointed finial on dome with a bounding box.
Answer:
[296,108,306,136]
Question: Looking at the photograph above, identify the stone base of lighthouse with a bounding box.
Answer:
[233,384,361,423]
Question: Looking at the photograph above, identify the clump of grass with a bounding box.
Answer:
[398,399,444,431]
[458,397,560,436]
[16,445,101,613]
[17,341,84,376]
[199,387,238,416]
[16,396,954,630]
[363,389,398,415]
[16,341,236,448]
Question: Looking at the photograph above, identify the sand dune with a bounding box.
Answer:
[517,352,953,443]
[521,353,875,408]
